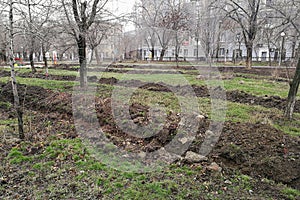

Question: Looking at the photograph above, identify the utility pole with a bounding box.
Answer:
[279,31,286,67]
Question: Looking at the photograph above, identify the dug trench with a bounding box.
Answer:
[0,82,299,190]
[1,67,298,113]
[97,78,300,113]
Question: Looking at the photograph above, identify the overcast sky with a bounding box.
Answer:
[108,0,137,31]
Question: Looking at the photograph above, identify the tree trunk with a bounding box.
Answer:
[89,48,94,64]
[246,43,253,69]
[151,46,155,61]
[42,44,48,75]
[9,0,24,139]
[27,0,36,73]
[78,34,87,87]
[29,50,37,73]
[95,48,101,64]
[268,41,272,67]
[159,48,166,61]
[284,56,300,119]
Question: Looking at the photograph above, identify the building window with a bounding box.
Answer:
[184,49,188,56]
[194,49,198,57]
[261,52,267,61]
[219,48,225,56]
[220,33,226,42]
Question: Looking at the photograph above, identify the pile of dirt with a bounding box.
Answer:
[52,64,78,70]
[0,83,72,119]
[94,98,180,153]
[18,73,76,81]
[218,67,295,79]
[0,83,50,106]
[1,67,299,191]
[98,77,118,85]
[226,90,300,113]
[91,96,300,189]
[102,79,299,113]
[207,122,300,189]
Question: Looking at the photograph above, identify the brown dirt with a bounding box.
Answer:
[0,66,299,192]
[96,78,300,113]
[92,95,300,189]
[18,72,76,81]
[0,83,73,120]
[218,67,295,79]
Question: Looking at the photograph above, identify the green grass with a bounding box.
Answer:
[0,118,17,125]
[0,76,76,92]
[0,101,12,109]
[224,77,293,98]
[2,135,286,199]
[3,67,297,99]
[7,147,33,164]
[273,113,300,136]
[282,187,300,200]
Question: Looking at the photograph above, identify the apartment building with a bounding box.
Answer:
[135,0,299,63]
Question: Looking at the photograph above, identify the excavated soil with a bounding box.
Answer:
[0,66,299,192]
[98,78,300,113]
[2,82,299,189]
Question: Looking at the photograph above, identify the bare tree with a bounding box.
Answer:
[61,0,108,87]
[215,0,263,69]
[0,16,8,64]
[268,0,300,119]
[163,0,190,63]
[142,1,172,61]
[137,0,162,61]
[15,0,56,73]
[87,21,109,64]
[2,0,25,139]
[196,3,222,63]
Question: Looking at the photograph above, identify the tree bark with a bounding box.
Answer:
[42,43,48,75]
[284,56,300,119]
[89,47,94,64]
[95,48,101,64]
[29,49,36,73]
[151,46,155,61]
[159,48,166,61]
[78,34,87,87]
[9,0,24,139]
[27,0,37,73]
[246,43,253,69]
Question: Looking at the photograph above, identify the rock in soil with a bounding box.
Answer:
[184,151,208,163]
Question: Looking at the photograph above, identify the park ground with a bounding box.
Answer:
[0,62,299,199]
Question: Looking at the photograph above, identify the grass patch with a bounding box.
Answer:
[0,76,76,92]
[224,77,292,97]
[282,187,300,200]
[0,134,292,199]
[0,101,12,109]
[7,148,33,164]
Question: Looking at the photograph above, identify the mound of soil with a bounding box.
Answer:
[89,95,300,189]
[103,79,299,113]
[98,77,118,85]
[209,122,300,189]
[1,67,299,191]
[218,67,295,79]
[227,90,300,113]
[0,83,72,119]
[18,72,76,81]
